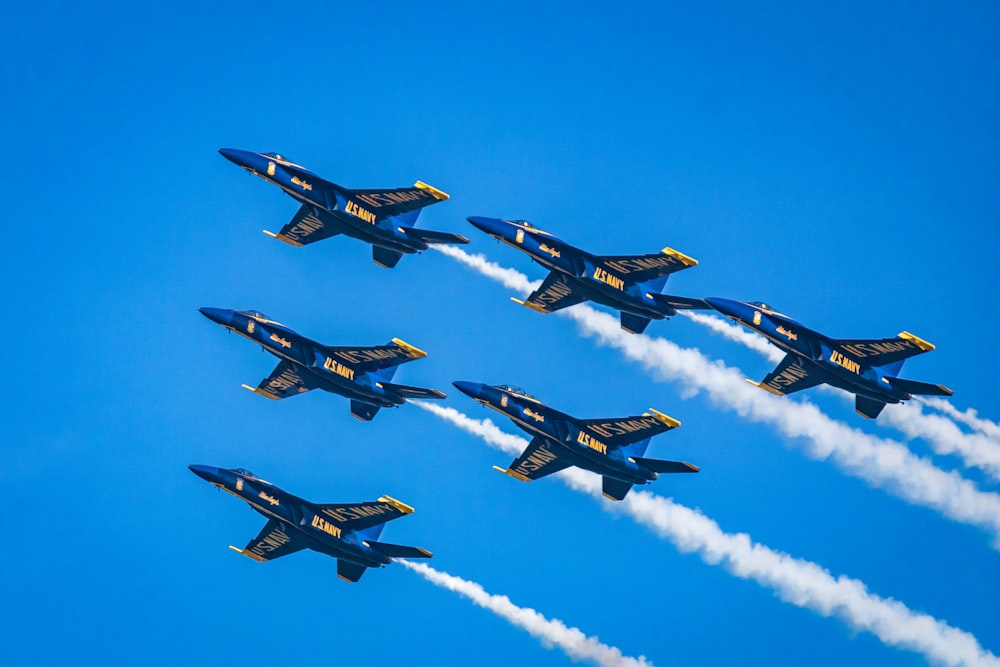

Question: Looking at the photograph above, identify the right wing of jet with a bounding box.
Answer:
[265,203,343,247]
[347,181,449,218]
[230,519,307,562]
[314,495,415,533]
[242,360,316,400]
[512,272,587,314]
[575,409,681,450]
[494,436,573,482]
[831,331,937,368]
[322,338,430,374]
[749,353,824,396]
[595,247,698,284]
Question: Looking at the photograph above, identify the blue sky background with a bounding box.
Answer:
[2,1,998,664]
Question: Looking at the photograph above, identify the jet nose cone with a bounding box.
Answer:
[188,464,220,482]
[218,147,252,167]
[704,297,741,317]
[452,381,485,399]
[466,216,506,236]
[199,307,234,327]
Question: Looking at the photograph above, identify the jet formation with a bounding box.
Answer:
[453,381,698,500]
[705,298,953,418]
[219,148,468,268]
[189,465,432,582]
[199,307,445,421]
[466,216,706,333]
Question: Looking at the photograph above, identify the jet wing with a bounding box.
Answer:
[595,247,698,284]
[831,331,937,368]
[495,436,573,481]
[513,272,587,314]
[243,360,316,400]
[348,181,449,218]
[750,353,824,396]
[230,519,307,562]
[267,203,343,247]
[575,409,680,449]
[322,338,429,374]
[314,495,415,533]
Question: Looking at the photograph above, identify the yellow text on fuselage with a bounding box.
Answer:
[324,357,356,381]
[311,515,343,539]
[345,200,376,224]
[577,431,608,455]
[829,350,861,374]
[593,267,625,291]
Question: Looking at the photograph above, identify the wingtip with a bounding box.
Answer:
[746,379,784,396]
[645,408,681,428]
[510,297,549,313]
[661,247,699,266]
[897,331,935,351]
[413,180,450,201]
[391,338,428,358]
[378,495,415,514]
[493,465,531,482]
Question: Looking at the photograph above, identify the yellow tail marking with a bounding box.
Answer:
[391,338,427,358]
[661,247,698,266]
[413,180,450,201]
[897,331,935,351]
[746,379,784,396]
[645,408,681,428]
[378,495,415,514]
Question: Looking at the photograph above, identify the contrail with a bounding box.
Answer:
[413,401,1000,667]
[681,312,1000,481]
[434,246,1000,543]
[921,397,1000,442]
[399,560,652,667]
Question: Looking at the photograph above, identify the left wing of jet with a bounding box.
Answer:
[347,181,449,218]
[314,495,415,533]
[243,360,317,400]
[594,247,698,284]
[495,436,573,481]
[513,272,587,314]
[749,353,824,396]
[230,519,307,562]
[830,331,937,368]
[322,338,429,374]
[575,409,681,449]
[266,203,344,247]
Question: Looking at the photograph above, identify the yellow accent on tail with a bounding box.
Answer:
[413,180,449,201]
[661,247,698,266]
[897,331,935,351]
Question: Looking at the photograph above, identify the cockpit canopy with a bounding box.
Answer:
[233,468,256,477]
[497,384,538,400]
[261,152,285,161]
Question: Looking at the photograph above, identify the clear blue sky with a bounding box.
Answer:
[2,1,998,665]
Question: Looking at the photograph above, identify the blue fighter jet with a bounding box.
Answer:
[466,216,706,333]
[189,465,432,582]
[200,307,445,420]
[704,298,954,418]
[219,148,469,268]
[453,381,698,500]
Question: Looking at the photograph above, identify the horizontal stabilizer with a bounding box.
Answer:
[632,457,699,473]
[365,541,433,559]
[620,311,652,334]
[885,376,954,397]
[647,293,711,312]
[856,395,887,419]
[379,381,446,399]
[400,227,470,245]
[373,245,404,269]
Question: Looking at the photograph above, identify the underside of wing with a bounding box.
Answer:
[348,181,449,219]
[314,495,415,533]
[243,360,316,400]
[596,247,698,284]
[576,409,680,449]
[267,203,342,247]
[750,354,824,396]
[322,338,429,374]
[833,332,937,368]
[513,272,587,314]
[495,436,573,481]
[230,519,307,562]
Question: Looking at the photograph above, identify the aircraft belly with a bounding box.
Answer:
[328,211,418,254]
[568,445,645,483]
[582,282,661,319]
[306,370,398,407]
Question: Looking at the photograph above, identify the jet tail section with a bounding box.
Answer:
[884,376,954,397]
[373,246,405,269]
[366,541,433,559]
[337,560,368,583]
[351,401,382,421]
[400,227,470,245]
[379,382,446,400]
[602,477,633,501]
[632,457,700,474]
[620,311,652,334]
[856,396,887,419]
[647,293,711,314]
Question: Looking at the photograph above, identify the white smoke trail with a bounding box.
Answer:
[413,401,1000,667]
[434,247,1000,543]
[400,560,652,667]
[679,312,1000,481]
[921,397,1000,442]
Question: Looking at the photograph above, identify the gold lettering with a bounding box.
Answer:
[592,267,625,291]
[310,515,343,538]
[290,176,313,191]
[345,200,377,224]
[576,431,608,455]
[258,492,280,506]
[269,333,292,348]
[323,357,356,381]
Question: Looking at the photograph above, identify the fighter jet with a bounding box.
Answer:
[466,216,707,333]
[452,381,698,500]
[189,465,432,582]
[704,298,953,418]
[200,307,445,420]
[219,148,469,268]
